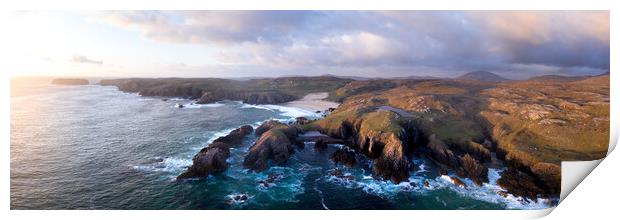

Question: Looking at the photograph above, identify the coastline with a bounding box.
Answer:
[280,92,339,113]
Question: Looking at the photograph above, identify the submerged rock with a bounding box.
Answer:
[256,172,285,189]
[177,125,254,179]
[225,193,250,205]
[328,169,354,181]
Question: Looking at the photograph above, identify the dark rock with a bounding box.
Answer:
[497,168,546,200]
[256,172,284,188]
[212,125,254,146]
[531,162,561,196]
[459,141,492,163]
[255,120,285,137]
[314,138,328,150]
[330,147,357,167]
[243,125,302,171]
[424,180,430,188]
[294,117,312,125]
[425,134,460,168]
[196,92,220,104]
[240,91,297,105]
[226,193,250,204]
[438,169,448,176]
[177,125,253,179]
[456,154,489,186]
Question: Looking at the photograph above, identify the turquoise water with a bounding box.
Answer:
[10,82,553,209]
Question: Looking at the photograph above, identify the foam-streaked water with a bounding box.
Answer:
[10,82,552,209]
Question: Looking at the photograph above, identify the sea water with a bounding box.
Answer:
[10,82,552,209]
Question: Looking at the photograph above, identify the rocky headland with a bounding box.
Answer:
[99,76,351,105]
[124,72,608,203]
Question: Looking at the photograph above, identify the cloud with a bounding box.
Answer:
[97,11,609,77]
[71,55,103,65]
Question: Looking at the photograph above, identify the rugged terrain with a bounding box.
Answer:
[105,72,609,202]
[99,76,351,104]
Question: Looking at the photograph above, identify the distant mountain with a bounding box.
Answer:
[596,71,610,76]
[456,71,509,82]
[321,74,374,81]
[527,71,610,82]
[391,75,443,80]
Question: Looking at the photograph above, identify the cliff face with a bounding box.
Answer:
[155,74,605,202]
[197,91,297,105]
[306,75,608,200]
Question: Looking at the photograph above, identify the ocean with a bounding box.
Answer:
[10,81,552,210]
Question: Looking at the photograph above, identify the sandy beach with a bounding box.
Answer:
[281,92,339,112]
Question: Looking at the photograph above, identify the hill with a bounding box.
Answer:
[456,71,508,82]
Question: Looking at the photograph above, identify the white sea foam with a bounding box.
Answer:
[173,102,226,109]
[132,157,191,174]
[433,168,554,210]
[240,103,320,119]
[225,193,253,206]
[319,164,553,209]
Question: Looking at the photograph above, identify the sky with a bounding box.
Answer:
[3,11,610,79]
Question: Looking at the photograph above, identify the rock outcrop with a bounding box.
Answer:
[177,125,253,179]
[255,120,284,137]
[455,154,488,186]
[314,138,328,150]
[243,122,303,171]
[315,111,412,183]
[530,162,561,196]
[496,168,546,200]
[330,147,356,167]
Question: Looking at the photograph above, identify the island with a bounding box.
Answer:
[100,71,610,203]
[51,78,90,85]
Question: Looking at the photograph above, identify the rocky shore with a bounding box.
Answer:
[141,73,607,203]
[99,76,351,105]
